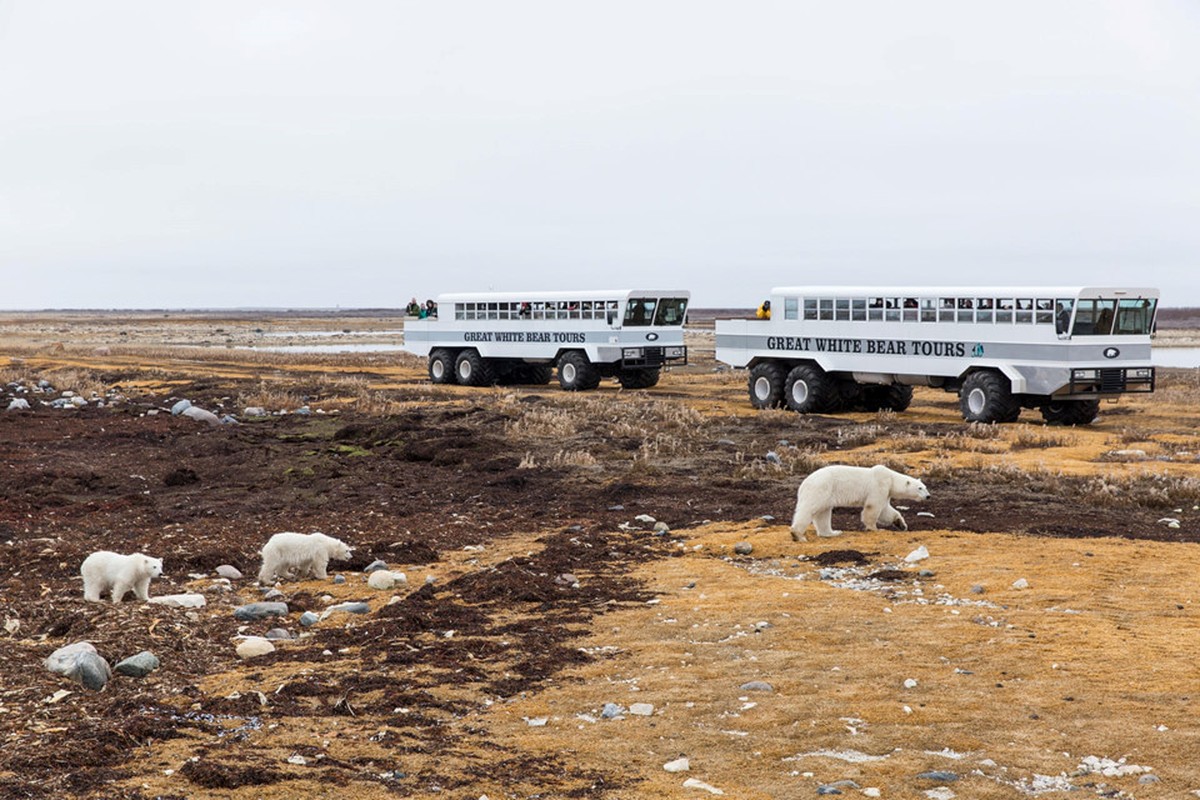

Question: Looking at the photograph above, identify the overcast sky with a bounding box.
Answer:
[1,1,1197,310]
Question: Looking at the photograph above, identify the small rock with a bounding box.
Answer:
[654,521,670,533]
[299,611,320,627]
[733,542,753,555]
[1011,578,1029,590]
[45,642,112,690]
[233,602,289,621]
[424,574,436,585]
[148,593,206,608]
[553,573,579,587]
[760,515,775,522]
[916,770,958,782]
[916,511,935,518]
[367,570,407,590]
[243,406,267,417]
[904,545,930,563]
[607,504,625,511]
[682,778,725,795]
[332,575,346,584]
[320,602,370,619]
[663,757,690,773]
[170,399,192,415]
[263,588,285,600]
[903,678,918,689]
[235,637,275,659]
[287,754,308,765]
[113,651,160,678]
[181,406,221,425]
[600,703,624,719]
[816,786,842,796]
[918,569,935,578]
[1138,774,1160,784]
[6,398,30,411]
[739,680,774,692]
[634,514,657,524]
[629,703,654,716]
[969,585,985,595]
[264,628,293,641]
[364,559,388,573]
[216,565,242,580]
[716,438,736,446]
[765,451,782,465]
[525,716,548,727]
[863,790,881,798]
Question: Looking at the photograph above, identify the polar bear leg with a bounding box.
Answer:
[813,508,841,538]
[790,501,812,542]
[310,552,330,580]
[133,576,151,601]
[110,580,131,603]
[861,501,882,531]
[878,503,907,531]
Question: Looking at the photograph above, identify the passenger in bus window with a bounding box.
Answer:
[1055,300,1073,334]
[757,300,771,320]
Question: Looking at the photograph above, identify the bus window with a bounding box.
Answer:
[784,297,799,320]
[818,299,834,321]
[920,298,936,322]
[1115,298,1155,335]
[624,298,658,326]
[1055,300,1072,334]
[939,298,955,322]
[868,297,883,321]
[653,297,688,326]
[902,297,918,322]
[1035,299,1053,325]
[803,298,818,320]
[607,301,619,325]
[851,298,866,321]
[975,298,993,323]
[835,298,850,321]
[996,299,1014,323]
[957,298,974,323]
[1072,299,1117,335]
[1016,299,1033,324]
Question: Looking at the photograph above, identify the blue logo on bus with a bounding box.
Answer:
[971,343,984,357]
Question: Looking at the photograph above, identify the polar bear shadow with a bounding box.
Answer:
[790,464,929,542]
[81,551,164,603]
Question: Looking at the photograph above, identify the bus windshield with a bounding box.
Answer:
[653,297,688,326]
[1115,298,1156,335]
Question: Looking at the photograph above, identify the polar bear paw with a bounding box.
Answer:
[817,529,843,538]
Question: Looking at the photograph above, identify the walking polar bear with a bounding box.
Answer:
[81,551,163,603]
[257,531,353,585]
[790,464,930,542]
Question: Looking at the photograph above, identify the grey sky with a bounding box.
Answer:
[1,1,1197,309]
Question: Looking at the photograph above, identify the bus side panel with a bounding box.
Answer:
[399,320,436,357]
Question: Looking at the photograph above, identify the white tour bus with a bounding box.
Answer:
[715,286,1157,424]
[402,290,689,391]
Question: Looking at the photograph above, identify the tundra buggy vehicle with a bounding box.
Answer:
[402,290,689,391]
[715,286,1157,424]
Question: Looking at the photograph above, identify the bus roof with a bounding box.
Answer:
[769,286,1159,299]
[436,289,690,303]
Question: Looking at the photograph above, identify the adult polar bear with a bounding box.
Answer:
[257,531,353,584]
[81,551,163,603]
[791,464,929,542]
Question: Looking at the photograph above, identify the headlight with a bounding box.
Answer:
[623,348,642,359]
[665,347,685,358]
[1075,369,1097,380]
[1132,368,1153,378]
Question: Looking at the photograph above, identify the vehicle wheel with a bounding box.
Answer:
[617,368,660,389]
[1040,399,1100,426]
[861,384,914,412]
[455,350,496,387]
[959,371,1020,423]
[784,364,839,414]
[525,364,554,385]
[428,349,457,385]
[557,352,600,391]
[748,363,786,409]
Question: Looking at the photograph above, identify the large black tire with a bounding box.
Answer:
[1040,399,1100,426]
[525,364,554,385]
[617,368,660,389]
[960,371,1020,423]
[454,350,496,387]
[428,349,457,385]
[860,384,913,412]
[748,363,786,409]
[557,351,601,391]
[784,364,840,414]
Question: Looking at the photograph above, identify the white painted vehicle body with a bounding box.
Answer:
[716,285,1158,423]
[403,289,689,390]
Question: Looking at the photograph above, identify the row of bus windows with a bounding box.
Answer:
[452,297,689,327]
[782,297,1155,336]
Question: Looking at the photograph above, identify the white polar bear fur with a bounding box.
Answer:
[81,551,163,603]
[257,531,353,584]
[790,464,930,542]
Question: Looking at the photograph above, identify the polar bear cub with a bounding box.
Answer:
[81,551,163,603]
[790,464,929,542]
[257,531,353,585]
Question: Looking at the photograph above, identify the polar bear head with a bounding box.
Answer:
[312,532,353,561]
[893,474,930,502]
[135,554,164,578]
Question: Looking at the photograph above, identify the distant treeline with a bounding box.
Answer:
[1155,307,1200,330]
